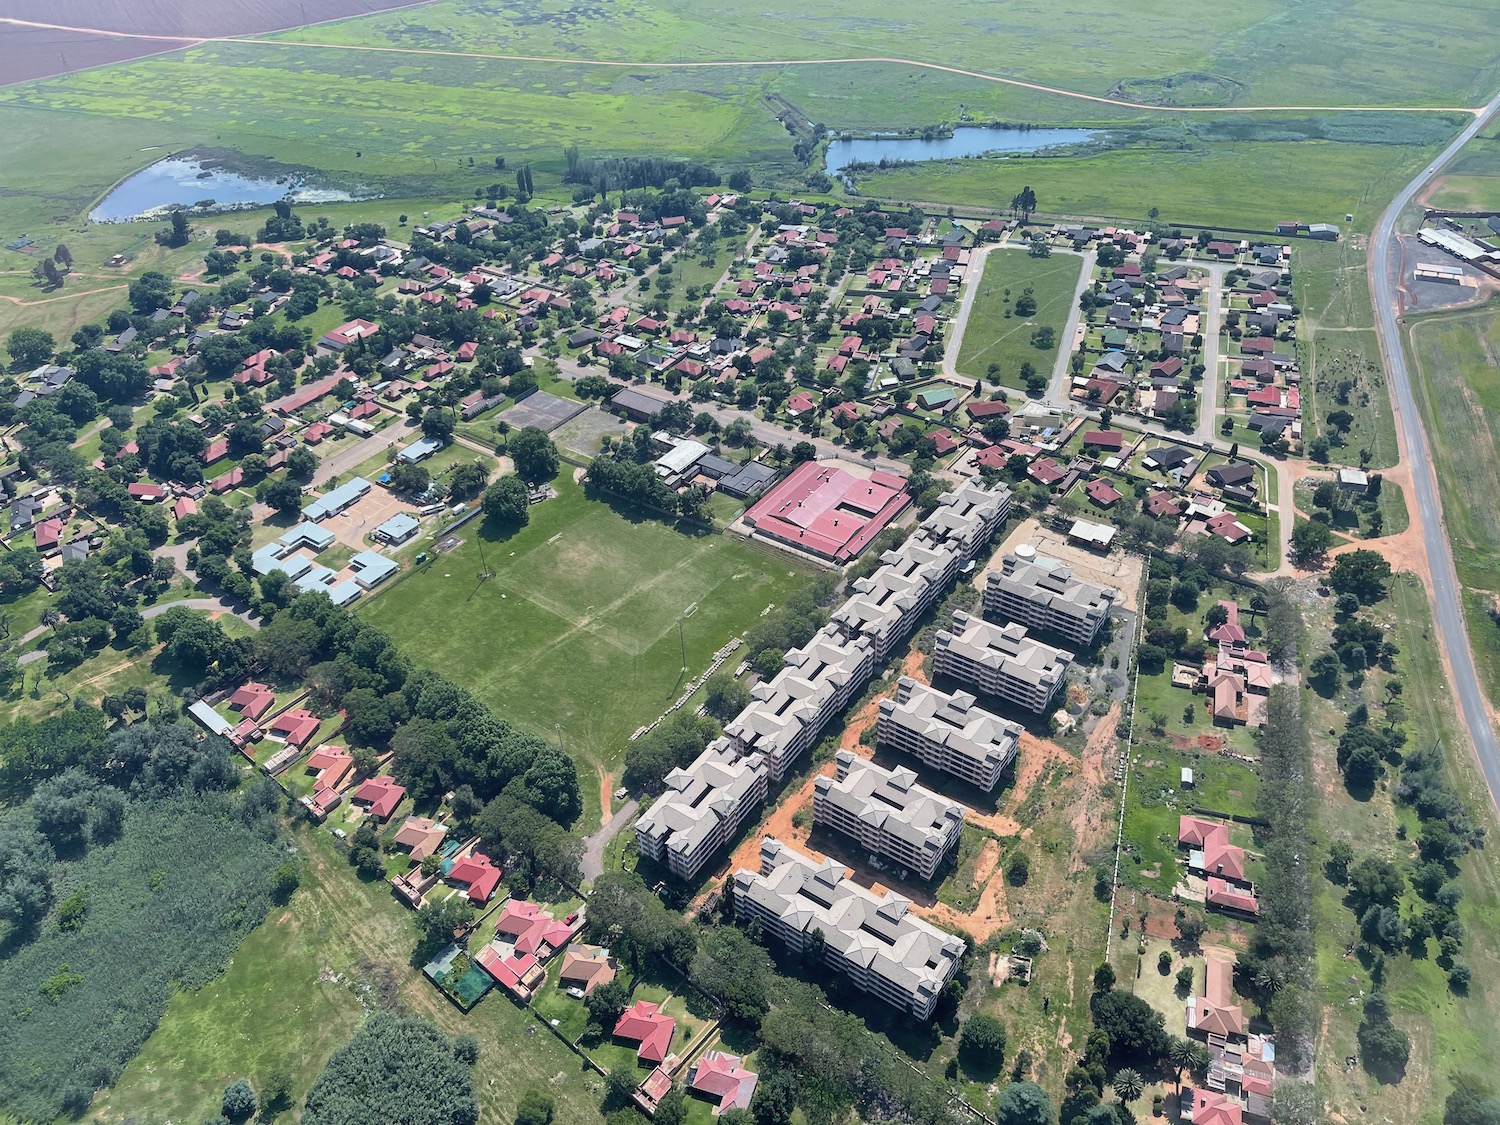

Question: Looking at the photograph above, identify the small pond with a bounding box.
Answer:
[825,126,1100,179]
[90,156,356,222]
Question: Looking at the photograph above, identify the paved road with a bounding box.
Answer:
[581,797,639,881]
[1046,249,1098,403]
[1368,90,1500,804]
[18,596,259,665]
[312,414,417,486]
[1194,263,1230,441]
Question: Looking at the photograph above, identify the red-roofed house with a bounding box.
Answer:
[446,853,502,904]
[689,1051,759,1114]
[476,945,545,999]
[269,707,320,748]
[392,816,448,861]
[305,744,353,791]
[302,422,334,444]
[34,517,63,551]
[1085,478,1122,508]
[1029,458,1065,486]
[614,1000,675,1064]
[307,786,343,820]
[1206,512,1252,543]
[966,398,1009,422]
[928,428,958,456]
[494,899,576,958]
[1082,430,1125,452]
[173,496,198,521]
[1146,490,1184,520]
[1208,600,1246,645]
[558,946,616,995]
[1206,876,1259,916]
[228,682,276,722]
[456,340,478,362]
[127,482,165,501]
[1187,1088,1243,1125]
[785,391,816,417]
[1188,954,1245,1041]
[352,774,405,820]
[742,462,912,563]
[210,467,245,494]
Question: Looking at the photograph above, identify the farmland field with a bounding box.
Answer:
[954,248,1082,390]
[360,474,815,794]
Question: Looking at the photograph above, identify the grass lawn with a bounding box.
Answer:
[1426,174,1500,211]
[360,474,815,813]
[954,248,1082,390]
[94,826,608,1125]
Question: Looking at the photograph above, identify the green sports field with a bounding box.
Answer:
[360,474,814,784]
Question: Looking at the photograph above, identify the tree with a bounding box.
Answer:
[7,326,55,369]
[584,976,631,1034]
[422,408,455,441]
[302,1014,478,1125]
[1326,841,1355,884]
[1089,989,1169,1070]
[221,1078,256,1121]
[1289,519,1333,565]
[449,462,491,500]
[514,1088,555,1125]
[414,896,474,965]
[264,477,303,514]
[510,427,559,483]
[1444,1073,1500,1125]
[958,1013,1007,1078]
[1349,855,1405,909]
[1357,993,1410,1082]
[483,475,530,527]
[1329,549,1393,604]
[996,1081,1056,1125]
[704,671,750,719]
[1011,186,1038,222]
[1111,1068,1144,1104]
[1093,962,1117,993]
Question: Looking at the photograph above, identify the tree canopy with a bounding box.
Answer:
[302,1014,478,1125]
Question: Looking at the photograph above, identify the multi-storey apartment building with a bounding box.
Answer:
[635,739,769,881]
[983,547,1117,646]
[934,610,1073,714]
[813,751,964,879]
[876,676,1022,791]
[731,838,965,1018]
[725,624,876,780]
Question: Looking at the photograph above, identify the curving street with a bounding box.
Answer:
[1368,90,1500,804]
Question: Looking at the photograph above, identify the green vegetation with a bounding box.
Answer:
[303,1014,477,1125]
[97,829,606,1125]
[857,136,1449,234]
[1406,302,1500,701]
[361,474,813,787]
[955,248,1082,390]
[0,729,283,1121]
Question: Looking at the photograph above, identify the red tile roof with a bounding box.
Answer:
[269,707,320,748]
[447,853,502,903]
[352,773,405,819]
[494,899,576,956]
[689,1051,759,1111]
[476,945,540,991]
[614,1000,675,1064]
[1206,876,1259,915]
[228,681,276,721]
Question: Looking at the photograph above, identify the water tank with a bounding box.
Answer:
[1015,543,1037,561]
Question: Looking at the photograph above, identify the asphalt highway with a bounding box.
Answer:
[1368,90,1500,805]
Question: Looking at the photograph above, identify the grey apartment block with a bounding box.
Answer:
[918,480,1012,559]
[725,625,876,780]
[813,751,964,879]
[877,677,1021,791]
[984,550,1117,646]
[933,610,1073,714]
[832,535,961,659]
[731,838,965,1019]
[635,739,770,881]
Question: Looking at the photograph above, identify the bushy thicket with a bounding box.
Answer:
[302,1014,477,1125]
[0,724,283,1120]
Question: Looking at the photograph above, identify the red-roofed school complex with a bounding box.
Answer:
[742,462,911,562]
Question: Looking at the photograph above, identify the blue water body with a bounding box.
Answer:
[90,157,354,222]
[825,126,1100,178]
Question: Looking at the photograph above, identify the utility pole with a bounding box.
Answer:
[676,614,686,673]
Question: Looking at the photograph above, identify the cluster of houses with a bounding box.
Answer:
[472,898,585,1000]
[1183,950,1277,1123]
[1179,815,1260,917]
[1170,600,1274,729]
[187,681,324,764]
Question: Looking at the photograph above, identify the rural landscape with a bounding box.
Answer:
[0,2,1498,1125]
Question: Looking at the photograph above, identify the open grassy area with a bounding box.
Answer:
[94,826,607,1125]
[1304,573,1500,1123]
[954,248,1082,389]
[1293,238,1401,468]
[857,134,1451,234]
[360,474,814,797]
[1406,300,1500,704]
[264,0,1500,109]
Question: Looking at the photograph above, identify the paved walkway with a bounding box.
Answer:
[581,797,638,881]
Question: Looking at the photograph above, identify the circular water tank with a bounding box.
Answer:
[1015,543,1037,560]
